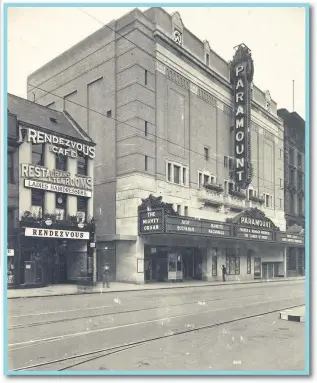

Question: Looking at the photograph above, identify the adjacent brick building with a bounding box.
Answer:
[27,7,304,284]
[277,108,305,276]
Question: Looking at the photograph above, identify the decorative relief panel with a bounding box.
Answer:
[197,87,217,106]
[165,67,190,91]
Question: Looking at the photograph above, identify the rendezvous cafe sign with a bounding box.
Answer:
[25,227,90,240]
[20,127,95,159]
[21,164,92,198]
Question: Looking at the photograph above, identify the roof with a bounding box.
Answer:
[7,93,94,143]
[277,108,305,129]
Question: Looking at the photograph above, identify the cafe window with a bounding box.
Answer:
[226,253,240,275]
[55,194,67,220]
[8,151,14,184]
[8,208,15,230]
[77,197,88,222]
[55,154,68,171]
[77,154,88,176]
[31,189,44,218]
[32,143,45,166]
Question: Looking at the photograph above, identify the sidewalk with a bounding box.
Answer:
[6,277,305,299]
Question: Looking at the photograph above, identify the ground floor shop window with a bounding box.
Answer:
[287,248,297,271]
[247,255,251,274]
[226,248,240,275]
[254,257,261,278]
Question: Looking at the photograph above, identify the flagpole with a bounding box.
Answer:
[292,80,295,111]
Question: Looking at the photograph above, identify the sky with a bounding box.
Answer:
[7,5,306,118]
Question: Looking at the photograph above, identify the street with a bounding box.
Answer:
[7,280,305,372]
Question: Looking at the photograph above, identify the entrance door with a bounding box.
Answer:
[262,263,274,279]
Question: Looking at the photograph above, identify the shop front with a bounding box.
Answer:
[14,217,96,288]
[137,195,305,284]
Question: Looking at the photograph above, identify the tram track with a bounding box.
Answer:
[8,291,283,330]
[9,303,303,372]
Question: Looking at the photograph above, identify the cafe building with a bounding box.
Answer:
[7,94,96,288]
[27,8,304,283]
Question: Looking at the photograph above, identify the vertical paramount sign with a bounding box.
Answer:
[231,44,254,189]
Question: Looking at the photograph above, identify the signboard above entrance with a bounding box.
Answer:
[165,216,231,238]
[139,209,164,234]
[25,227,90,240]
[277,233,305,245]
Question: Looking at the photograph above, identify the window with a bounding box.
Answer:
[77,154,88,176]
[224,156,228,168]
[145,70,148,85]
[226,251,240,275]
[31,189,44,218]
[212,255,217,276]
[264,194,273,208]
[184,206,188,216]
[55,194,67,220]
[205,53,210,66]
[167,163,172,182]
[297,152,302,168]
[145,155,148,171]
[198,172,203,188]
[77,197,88,222]
[204,147,209,161]
[279,148,283,159]
[182,168,187,185]
[8,152,14,184]
[229,157,235,170]
[279,178,283,188]
[225,180,234,194]
[177,205,181,215]
[55,154,68,171]
[8,209,15,230]
[107,110,112,118]
[289,147,294,164]
[298,173,303,190]
[279,198,284,209]
[298,197,303,215]
[247,255,251,274]
[289,194,295,213]
[203,174,209,185]
[174,165,180,184]
[145,121,148,136]
[166,161,188,186]
[289,169,295,185]
[32,143,44,166]
[248,188,257,199]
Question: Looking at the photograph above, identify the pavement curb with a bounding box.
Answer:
[7,277,305,299]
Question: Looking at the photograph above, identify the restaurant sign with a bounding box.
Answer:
[277,233,305,245]
[25,227,90,240]
[20,127,95,159]
[21,164,92,197]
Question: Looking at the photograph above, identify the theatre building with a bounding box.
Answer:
[28,8,305,283]
[7,94,96,288]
